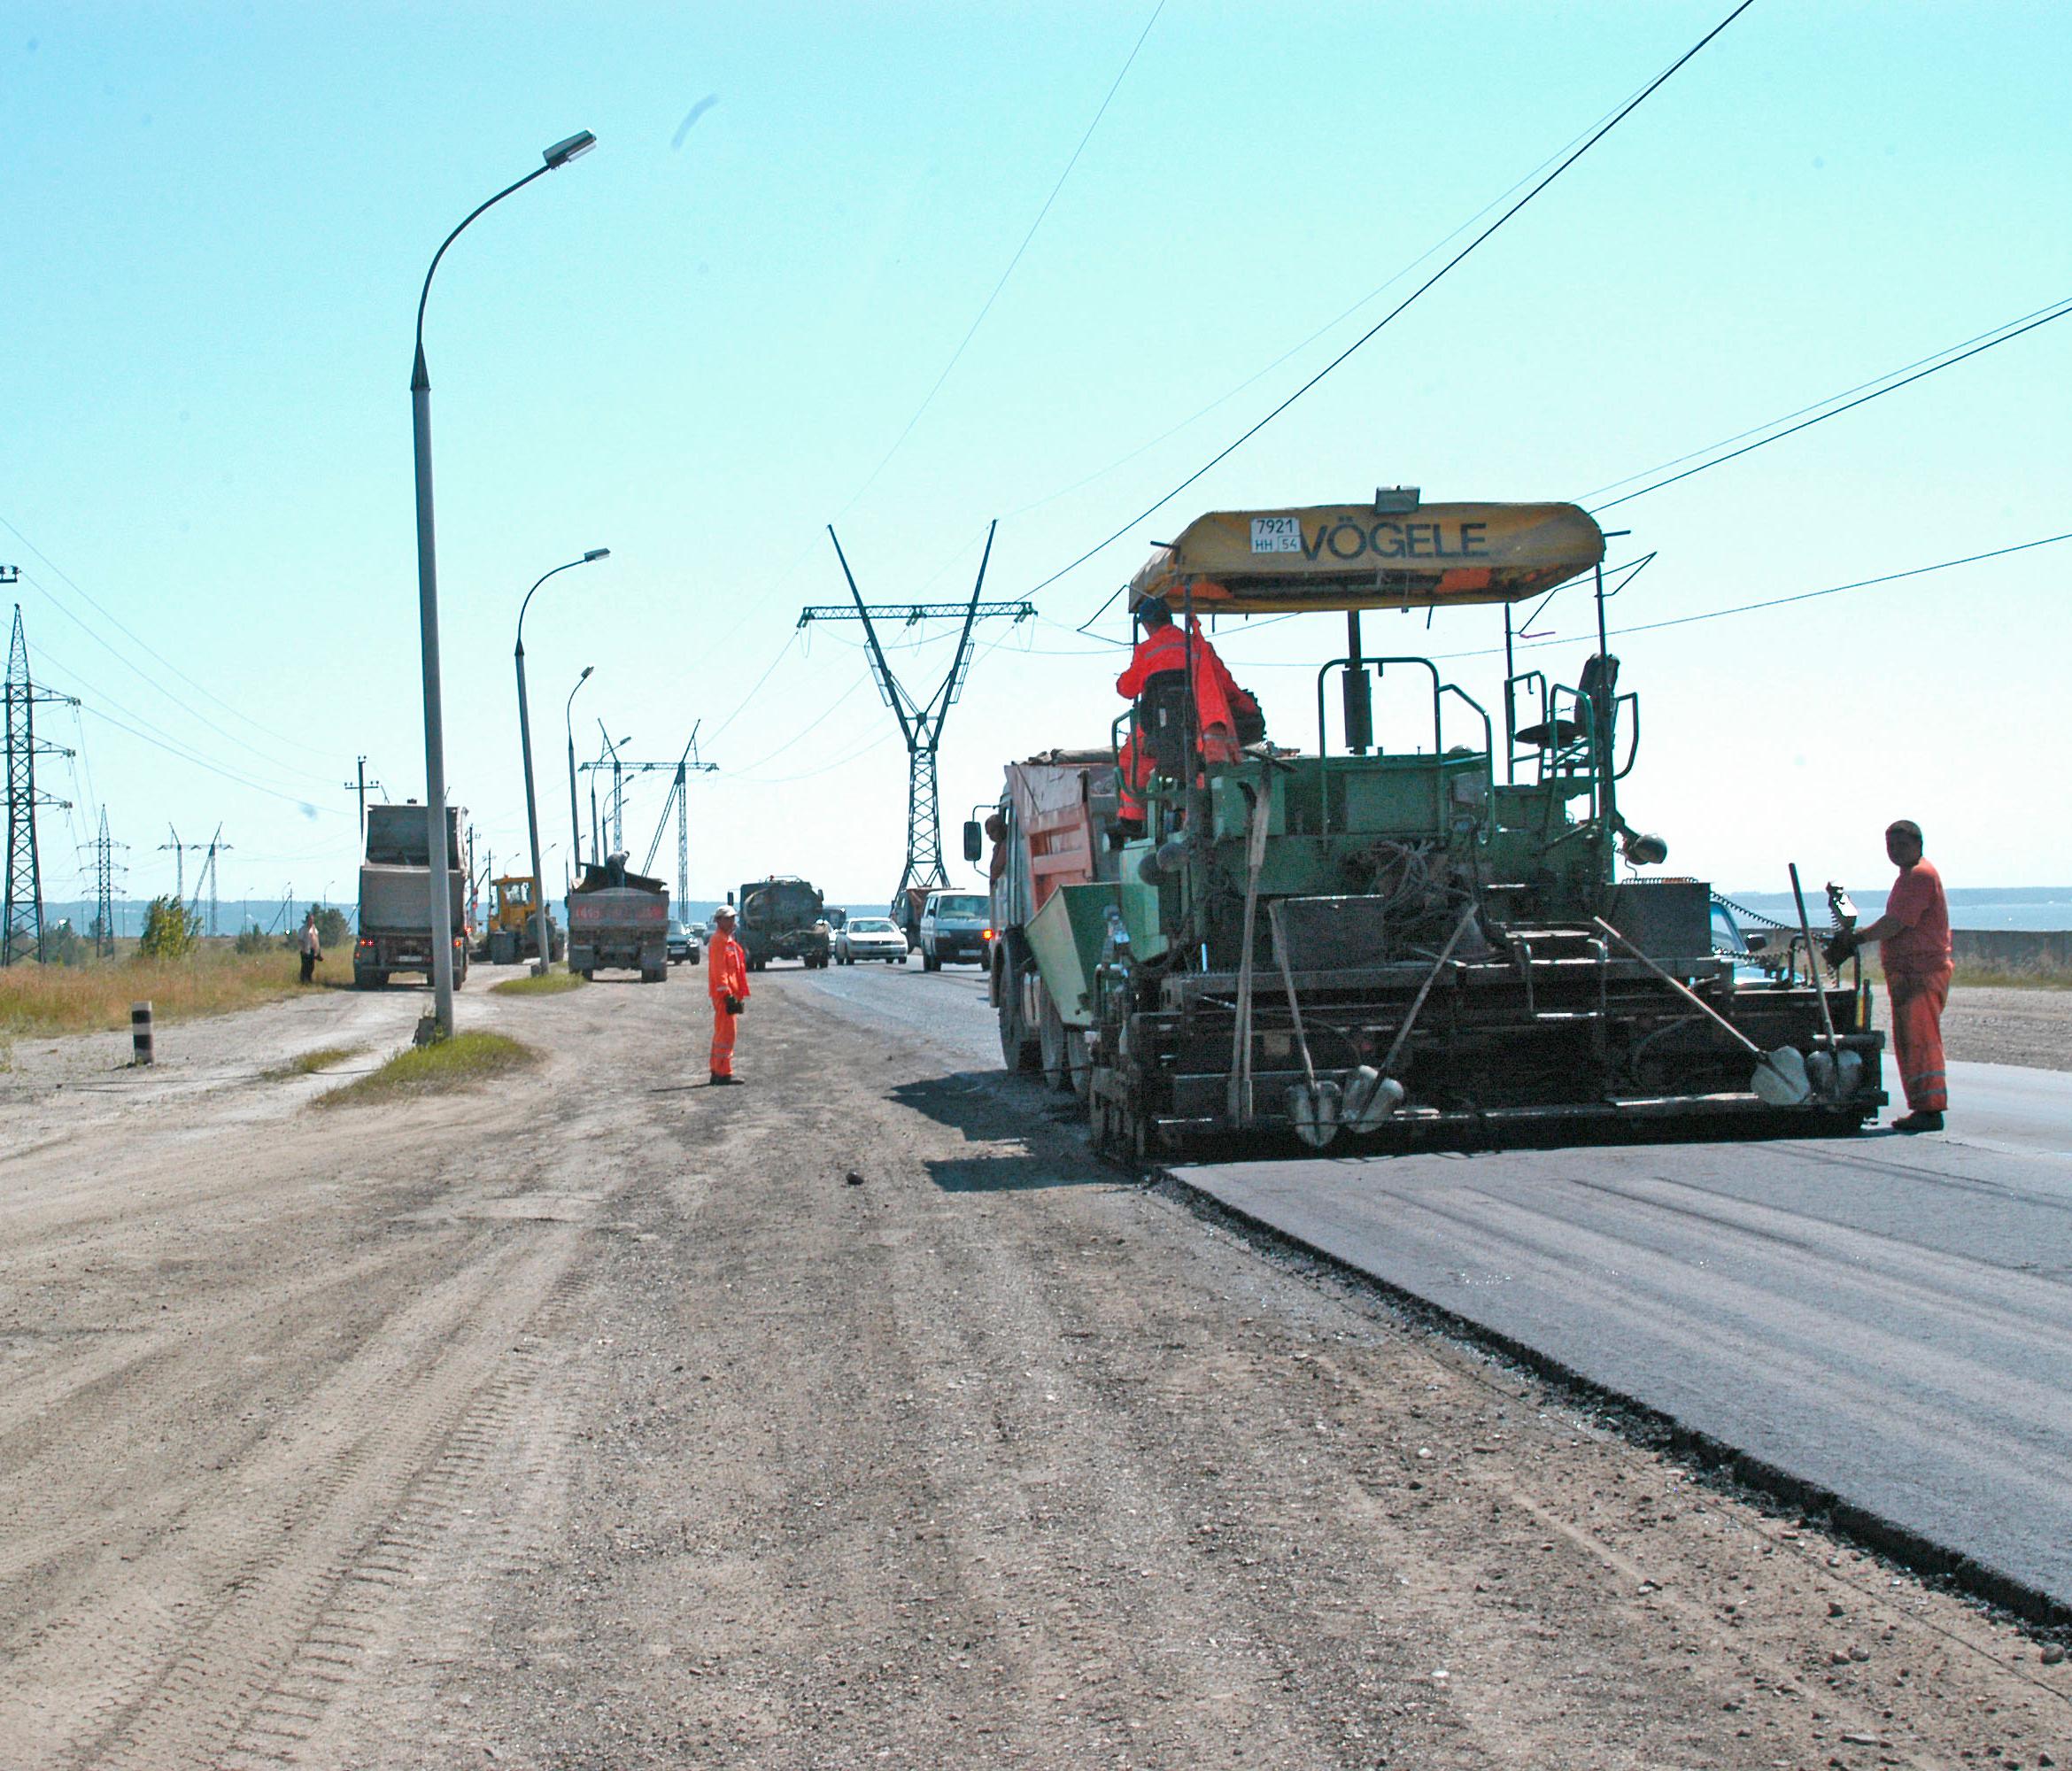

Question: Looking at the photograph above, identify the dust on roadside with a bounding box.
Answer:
[297,975,2072,1771]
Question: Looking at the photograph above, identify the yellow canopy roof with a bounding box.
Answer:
[1126,500,1604,614]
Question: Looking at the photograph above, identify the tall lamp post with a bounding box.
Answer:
[566,664,594,881]
[409,128,596,1036]
[516,553,609,973]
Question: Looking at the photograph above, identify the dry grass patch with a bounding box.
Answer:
[316,1032,535,1109]
[490,969,586,997]
[0,944,346,1038]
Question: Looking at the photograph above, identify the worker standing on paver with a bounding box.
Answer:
[1114,597,1260,833]
[707,904,750,1087]
[298,911,321,985]
[1832,819,1951,1133]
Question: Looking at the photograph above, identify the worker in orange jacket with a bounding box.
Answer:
[707,904,751,1086]
[1114,597,1259,831]
[1829,819,1951,1133]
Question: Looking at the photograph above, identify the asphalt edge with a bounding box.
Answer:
[1151,1161,2072,1639]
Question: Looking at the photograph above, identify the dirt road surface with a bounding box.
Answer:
[2,965,2067,1768]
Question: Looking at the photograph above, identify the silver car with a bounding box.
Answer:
[836,916,908,965]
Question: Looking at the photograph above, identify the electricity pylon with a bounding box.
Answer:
[191,826,231,937]
[3,605,78,965]
[80,810,127,955]
[801,522,1030,912]
[581,731,716,892]
[635,727,718,907]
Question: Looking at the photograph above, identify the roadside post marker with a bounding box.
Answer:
[131,1001,153,1066]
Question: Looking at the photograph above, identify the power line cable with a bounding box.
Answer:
[834,0,1167,520]
[66,696,339,810]
[1576,294,2072,503]
[1442,530,2072,661]
[12,565,341,786]
[1590,297,2072,512]
[34,638,330,803]
[0,514,341,760]
[1027,0,1757,608]
[1001,66,1668,531]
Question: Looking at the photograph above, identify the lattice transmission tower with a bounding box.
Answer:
[3,603,78,965]
[81,810,127,955]
[801,522,1030,913]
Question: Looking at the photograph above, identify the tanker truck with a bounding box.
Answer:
[735,875,831,971]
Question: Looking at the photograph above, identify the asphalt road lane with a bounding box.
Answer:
[791,963,2072,1609]
[1172,1070,2072,1612]
[802,951,999,1071]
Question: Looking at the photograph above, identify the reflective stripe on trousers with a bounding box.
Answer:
[710,1002,737,1078]
[1887,965,1951,1113]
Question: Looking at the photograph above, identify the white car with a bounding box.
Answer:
[836,916,908,965]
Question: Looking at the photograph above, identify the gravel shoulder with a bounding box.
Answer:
[1871,982,2071,1072]
[1,965,2066,1768]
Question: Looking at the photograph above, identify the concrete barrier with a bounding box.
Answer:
[1951,929,2072,976]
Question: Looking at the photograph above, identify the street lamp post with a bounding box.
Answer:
[517,553,608,974]
[566,664,594,879]
[409,128,596,1037]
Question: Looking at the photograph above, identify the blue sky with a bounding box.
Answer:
[6,2,2068,914]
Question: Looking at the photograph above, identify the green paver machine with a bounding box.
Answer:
[1024,492,1882,1157]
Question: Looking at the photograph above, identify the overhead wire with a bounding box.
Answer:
[832,0,1167,521]
[1589,295,2072,512]
[34,636,332,805]
[11,564,341,787]
[1001,60,1673,532]
[0,514,342,761]
[1025,0,1759,609]
[1430,530,2072,662]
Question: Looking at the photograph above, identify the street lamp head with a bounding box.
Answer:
[583,548,611,562]
[578,665,595,682]
[544,131,598,169]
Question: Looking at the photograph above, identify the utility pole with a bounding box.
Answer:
[3,604,78,965]
[801,522,1029,913]
[80,810,127,956]
[342,757,385,839]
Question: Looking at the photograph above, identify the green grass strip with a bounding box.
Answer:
[317,1031,536,1108]
[489,970,588,997]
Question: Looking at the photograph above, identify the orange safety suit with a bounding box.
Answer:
[1880,858,1952,1113]
[707,929,751,1079]
[1114,618,1254,821]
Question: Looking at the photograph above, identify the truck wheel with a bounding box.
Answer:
[354,968,382,991]
[642,967,664,984]
[999,978,1040,1072]
[1038,990,1076,1094]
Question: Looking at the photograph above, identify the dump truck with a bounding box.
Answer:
[995,494,1882,1158]
[972,751,1121,1088]
[354,802,468,990]
[736,875,831,971]
[568,855,669,982]
[476,875,564,965]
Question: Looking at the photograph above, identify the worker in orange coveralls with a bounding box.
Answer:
[706,903,751,1087]
[1114,597,1259,834]
[1829,819,1951,1133]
